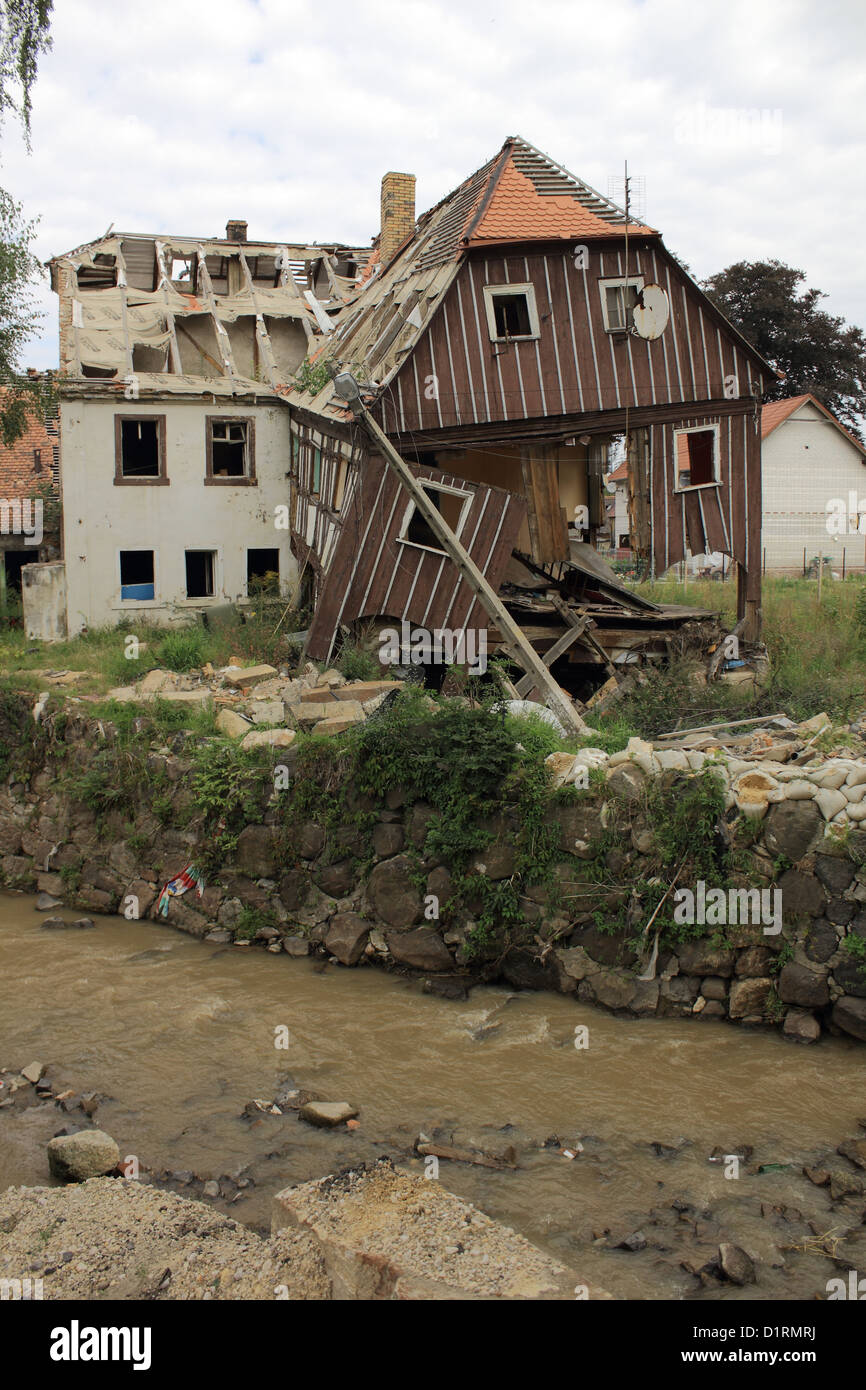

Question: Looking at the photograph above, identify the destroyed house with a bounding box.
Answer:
[47,138,771,706]
[47,223,369,634]
[287,138,773,688]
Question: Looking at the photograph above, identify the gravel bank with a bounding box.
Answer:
[0,1178,329,1300]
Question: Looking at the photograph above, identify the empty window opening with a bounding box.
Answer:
[120,418,161,477]
[674,427,719,490]
[170,254,196,288]
[76,254,117,291]
[483,283,539,341]
[185,550,216,599]
[210,420,249,477]
[247,548,280,595]
[602,280,641,332]
[132,344,169,373]
[120,550,154,601]
[401,484,470,553]
[494,293,531,337]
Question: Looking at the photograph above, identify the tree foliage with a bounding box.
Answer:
[702,259,866,440]
[0,1,53,442]
[0,0,52,143]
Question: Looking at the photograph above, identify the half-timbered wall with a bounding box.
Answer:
[289,415,360,579]
[379,242,765,433]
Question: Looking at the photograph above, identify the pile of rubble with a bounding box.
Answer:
[106,661,404,748]
[547,711,866,828]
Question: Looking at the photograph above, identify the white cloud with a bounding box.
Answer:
[2,0,864,368]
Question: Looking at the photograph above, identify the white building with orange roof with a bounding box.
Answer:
[761,395,866,574]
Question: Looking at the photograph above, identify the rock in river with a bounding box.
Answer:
[299,1101,359,1128]
[47,1130,120,1182]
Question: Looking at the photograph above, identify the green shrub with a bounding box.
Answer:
[156,629,208,672]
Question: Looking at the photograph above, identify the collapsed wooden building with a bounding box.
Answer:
[285,137,772,712]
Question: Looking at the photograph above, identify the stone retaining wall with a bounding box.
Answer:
[2,710,866,1046]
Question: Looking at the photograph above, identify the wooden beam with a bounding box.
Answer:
[549,594,616,677]
[513,615,588,697]
[352,406,589,736]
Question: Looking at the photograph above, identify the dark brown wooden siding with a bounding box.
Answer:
[649,408,761,580]
[299,432,527,662]
[380,243,764,434]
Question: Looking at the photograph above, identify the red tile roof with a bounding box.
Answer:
[607,459,629,482]
[468,151,654,247]
[761,393,865,455]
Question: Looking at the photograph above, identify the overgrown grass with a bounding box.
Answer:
[603,573,866,733]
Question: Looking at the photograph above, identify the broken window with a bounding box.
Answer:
[119,550,155,601]
[399,483,471,553]
[115,415,166,483]
[76,254,117,291]
[185,550,216,599]
[482,283,540,341]
[170,254,196,289]
[674,426,720,490]
[206,417,255,483]
[600,278,643,332]
[247,548,280,596]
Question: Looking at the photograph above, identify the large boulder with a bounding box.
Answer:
[676,940,736,978]
[814,854,856,895]
[832,959,866,998]
[584,968,637,1012]
[366,855,423,930]
[386,927,452,972]
[804,919,839,964]
[547,802,604,855]
[763,801,822,862]
[783,1008,821,1043]
[776,868,826,919]
[728,977,773,1018]
[372,822,404,859]
[832,995,866,1040]
[568,924,637,969]
[47,1130,120,1182]
[313,860,357,898]
[325,913,370,966]
[294,822,325,859]
[234,825,277,877]
[778,962,830,1008]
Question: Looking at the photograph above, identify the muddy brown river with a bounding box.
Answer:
[2,891,864,1300]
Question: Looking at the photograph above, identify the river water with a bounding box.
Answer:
[1,891,863,1300]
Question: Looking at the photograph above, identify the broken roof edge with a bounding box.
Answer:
[55,372,286,402]
[47,233,366,268]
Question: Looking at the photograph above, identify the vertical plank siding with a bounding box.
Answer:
[385,242,761,432]
[649,409,761,576]
[291,415,527,662]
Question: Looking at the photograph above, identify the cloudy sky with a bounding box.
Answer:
[3,0,864,368]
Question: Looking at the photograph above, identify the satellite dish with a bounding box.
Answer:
[632,284,669,340]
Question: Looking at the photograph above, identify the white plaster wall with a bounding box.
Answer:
[762,402,866,572]
[23,561,67,641]
[60,397,296,634]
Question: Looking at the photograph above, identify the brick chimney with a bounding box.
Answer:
[380,172,416,264]
[226,219,248,243]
